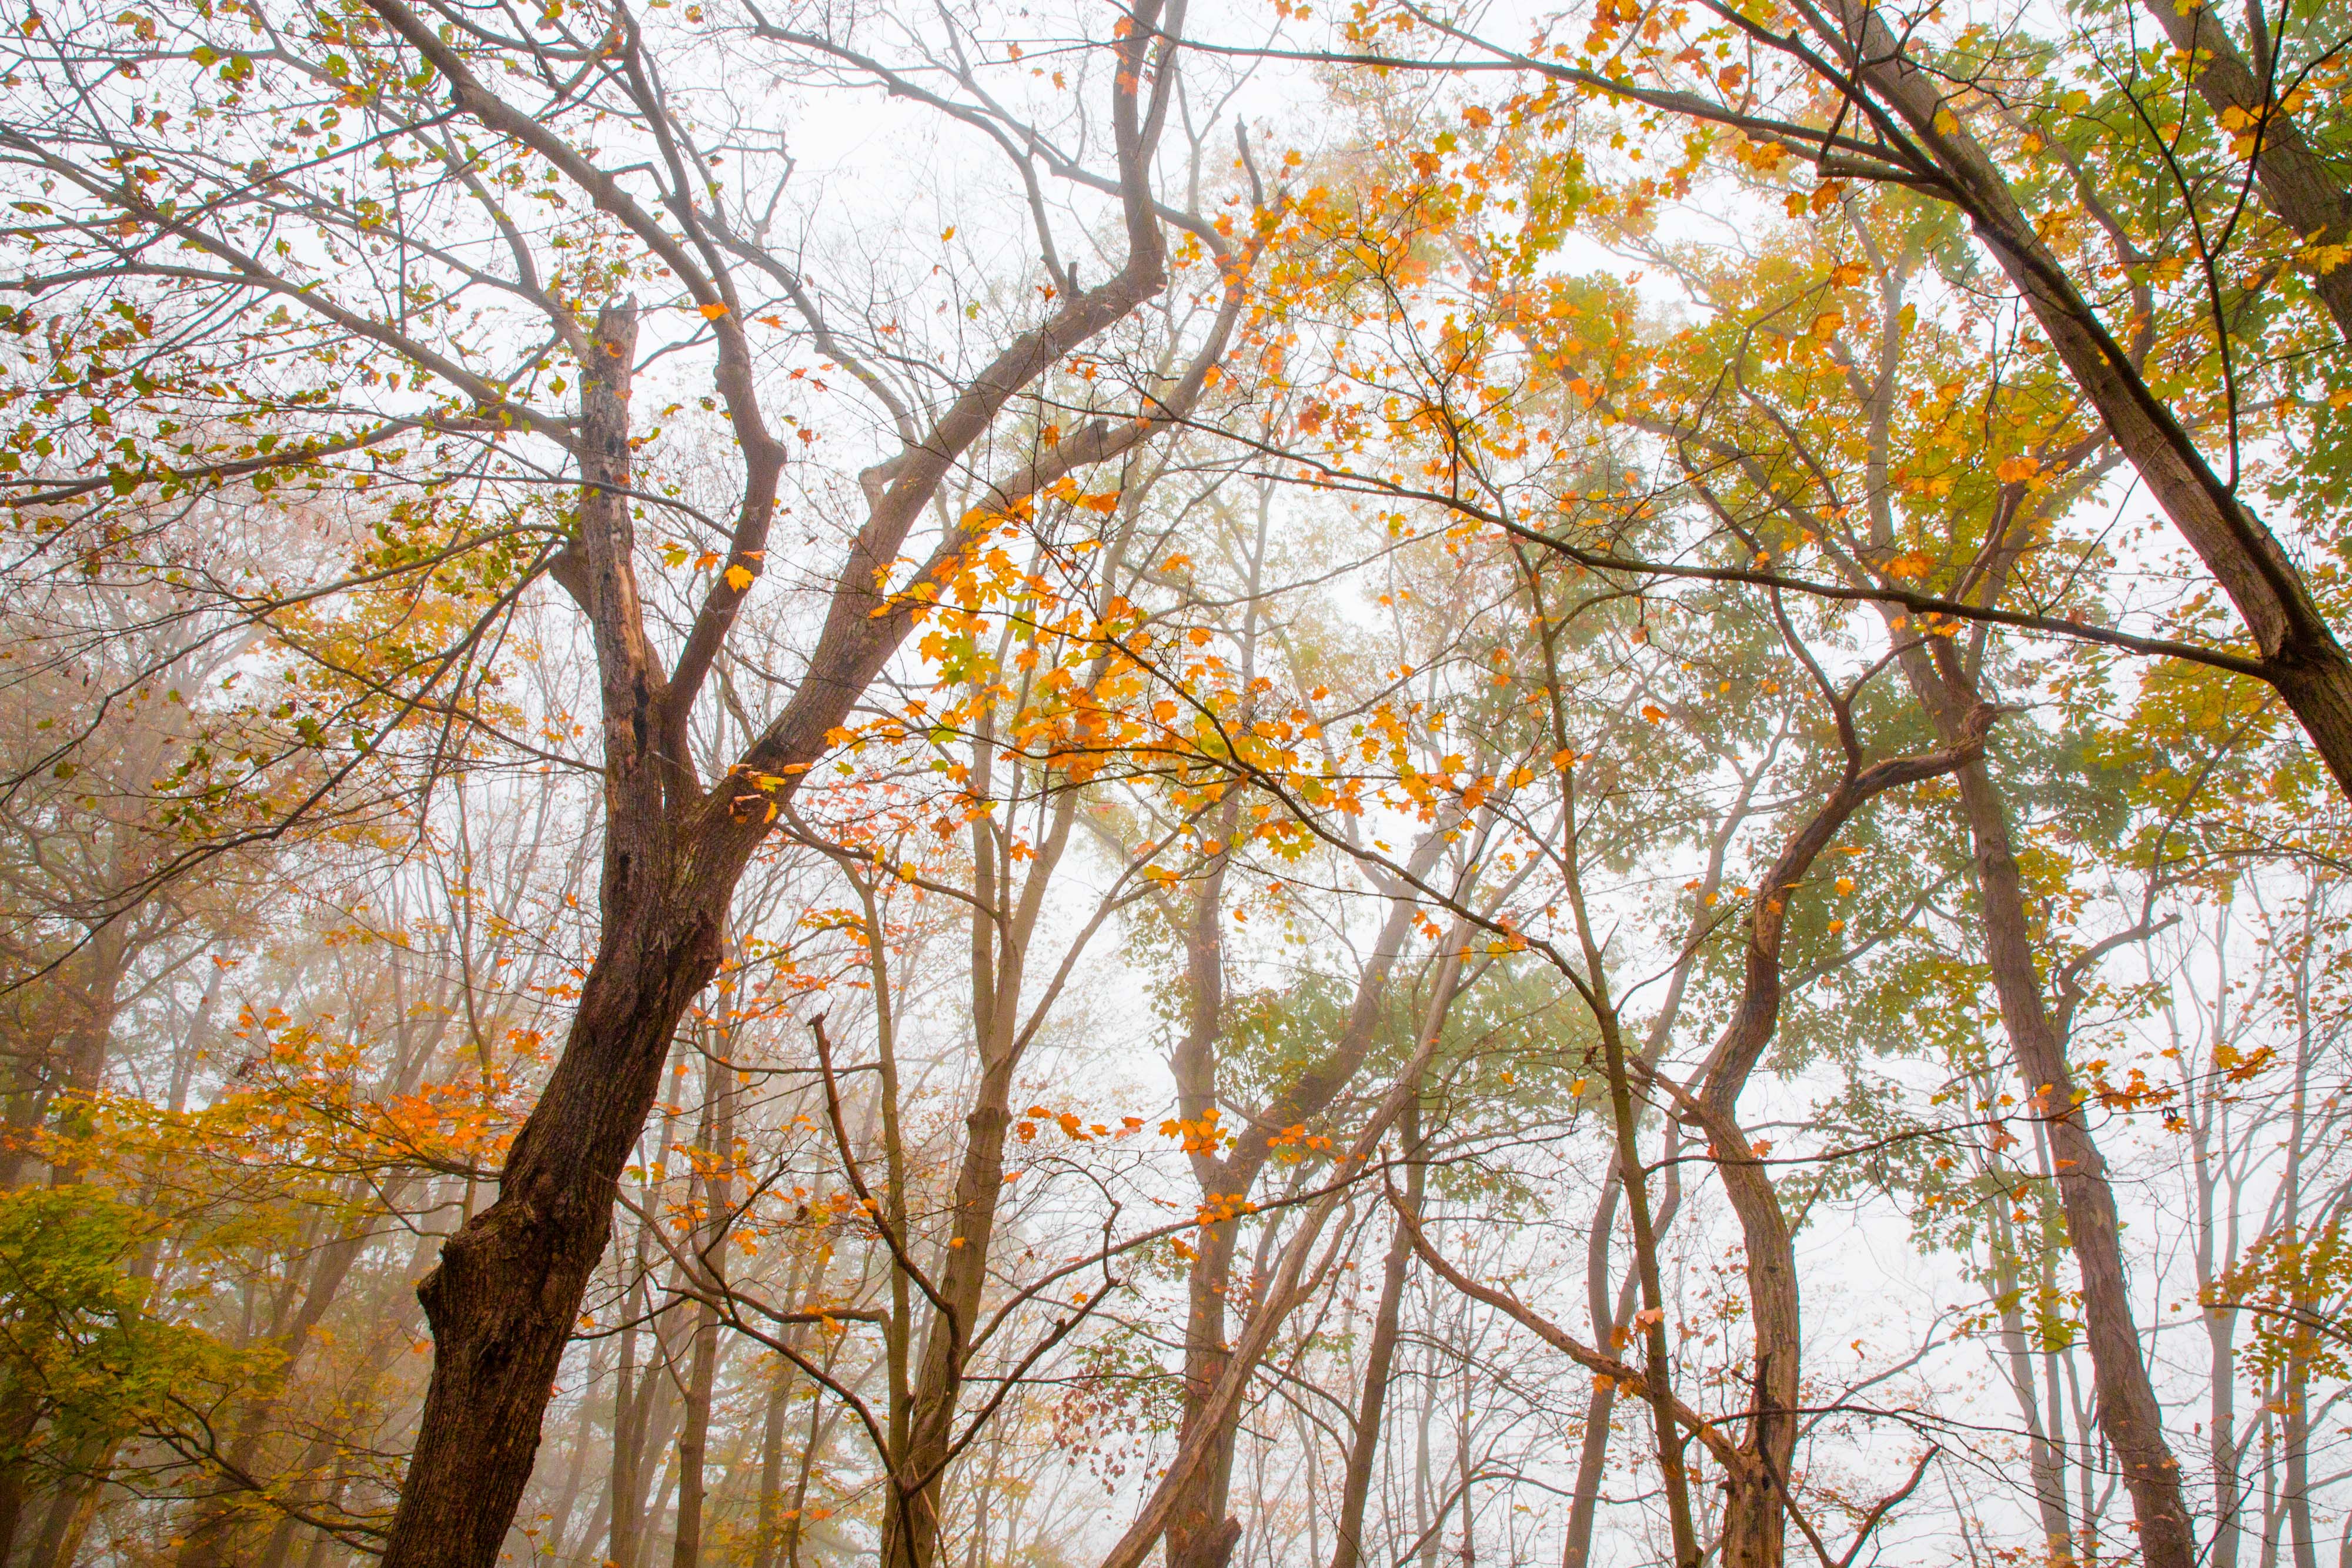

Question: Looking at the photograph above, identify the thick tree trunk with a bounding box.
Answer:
[362,0,1182,1540]
[379,303,743,1568]
[1900,642,2196,1568]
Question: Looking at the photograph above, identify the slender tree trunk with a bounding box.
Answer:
[751,1356,794,1568]
[2283,1348,2317,1568]
[1331,1102,1423,1568]
[1989,1223,2074,1564]
[1162,821,1439,1568]
[1413,1330,1438,1568]
[1689,710,1988,1568]
[1561,1169,1626,1568]
[0,1373,48,1563]
[1898,640,2194,1568]
[28,1432,118,1568]
[783,1368,833,1568]
[671,1051,734,1568]
[609,1253,653,1568]
[539,1372,598,1566]
[2212,1302,2245,1568]
[176,1195,403,1567]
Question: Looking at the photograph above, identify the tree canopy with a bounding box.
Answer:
[0,0,2346,1563]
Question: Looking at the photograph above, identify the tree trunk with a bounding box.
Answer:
[671,1052,735,1568]
[751,1356,794,1568]
[1816,0,2352,807]
[1989,1216,2074,1565]
[609,1269,648,1568]
[1331,1102,1422,1568]
[1900,640,2196,1568]
[379,303,740,1568]
[176,1194,402,1567]
[362,0,1185,1537]
[1688,706,1990,1567]
[2132,0,2352,341]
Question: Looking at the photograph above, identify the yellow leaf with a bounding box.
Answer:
[1996,454,2041,483]
[725,563,755,592]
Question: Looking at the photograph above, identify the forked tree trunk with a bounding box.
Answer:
[377,303,753,1568]
[362,0,1185,1544]
[1163,825,1441,1568]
